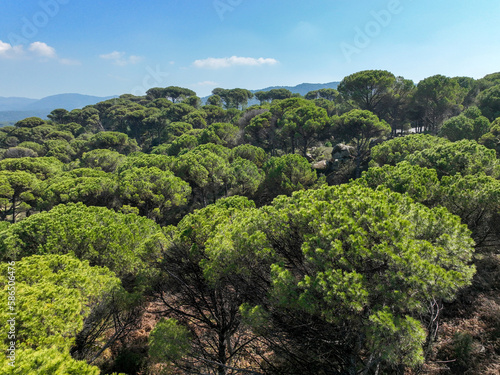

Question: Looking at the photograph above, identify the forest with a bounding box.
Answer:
[1,69,500,374]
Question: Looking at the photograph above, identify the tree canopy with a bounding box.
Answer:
[1,69,499,374]
[203,183,475,374]
[1,203,166,288]
[0,254,122,374]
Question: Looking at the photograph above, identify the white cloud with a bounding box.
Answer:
[29,42,56,58]
[100,51,144,66]
[0,40,24,58]
[193,56,279,69]
[0,40,78,65]
[100,51,124,60]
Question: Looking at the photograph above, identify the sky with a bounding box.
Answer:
[0,0,499,99]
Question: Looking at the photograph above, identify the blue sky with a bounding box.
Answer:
[1,0,499,99]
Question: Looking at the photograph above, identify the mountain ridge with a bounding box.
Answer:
[250,81,340,96]
[0,82,341,124]
[0,93,118,124]
[201,81,341,104]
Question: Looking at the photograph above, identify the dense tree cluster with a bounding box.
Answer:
[1,69,500,374]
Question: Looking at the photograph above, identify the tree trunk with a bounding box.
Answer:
[218,330,227,375]
[11,195,16,224]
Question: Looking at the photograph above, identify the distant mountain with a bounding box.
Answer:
[0,110,51,125]
[22,93,117,111]
[250,82,340,96]
[1,82,341,123]
[0,97,38,112]
[201,81,340,105]
[0,93,117,123]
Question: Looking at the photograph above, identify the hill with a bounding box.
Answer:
[251,81,340,96]
[201,81,340,104]
[0,97,38,112]
[0,93,117,123]
[0,82,341,123]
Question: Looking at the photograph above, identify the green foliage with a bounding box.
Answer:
[14,117,46,128]
[239,304,268,331]
[245,110,275,152]
[84,131,140,155]
[3,136,19,148]
[212,87,253,109]
[337,70,396,116]
[383,76,415,135]
[255,89,293,103]
[43,139,76,163]
[157,196,257,372]
[173,145,232,205]
[313,97,337,116]
[333,109,391,177]
[359,162,500,246]
[281,103,330,155]
[17,141,46,156]
[0,157,63,179]
[229,157,264,196]
[0,347,100,375]
[206,94,223,107]
[333,109,391,145]
[46,129,75,142]
[3,147,38,159]
[153,134,199,156]
[261,154,320,200]
[0,254,123,374]
[48,108,70,124]
[479,118,500,156]
[146,86,196,103]
[370,134,448,167]
[367,308,426,367]
[357,161,440,204]
[452,332,474,368]
[80,149,126,172]
[162,122,193,143]
[41,170,119,210]
[478,72,500,90]
[438,173,500,245]
[2,203,166,286]
[198,122,240,148]
[273,184,473,304]
[68,107,101,132]
[305,88,339,101]
[119,167,191,221]
[406,139,499,178]
[477,84,500,121]
[205,183,475,372]
[410,74,465,133]
[202,104,228,124]
[0,254,120,351]
[116,153,175,173]
[183,109,207,128]
[163,103,196,123]
[173,196,255,255]
[230,144,268,168]
[10,125,57,144]
[149,318,190,364]
[439,108,490,141]
[0,170,40,223]
[3,74,499,373]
